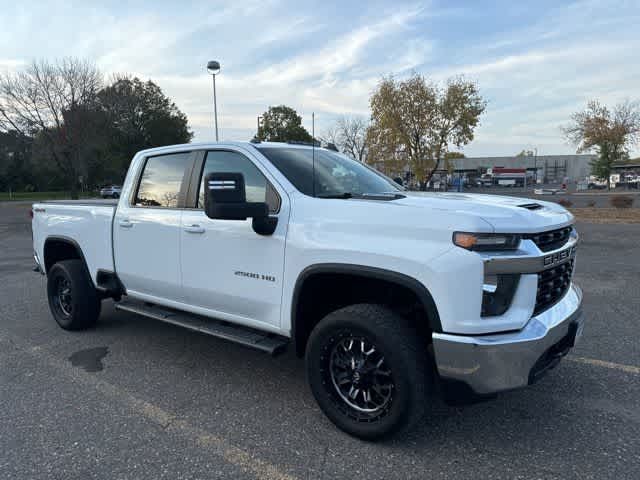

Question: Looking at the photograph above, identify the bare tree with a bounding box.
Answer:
[0,58,102,198]
[322,116,370,161]
[320,124,340,150]
[336,116,369,163]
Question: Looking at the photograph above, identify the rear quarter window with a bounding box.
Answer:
[134,152,191,207]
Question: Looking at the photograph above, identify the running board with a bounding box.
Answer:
[115,300,289,356]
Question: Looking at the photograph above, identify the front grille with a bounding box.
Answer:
[534,259,574,315]
[525,226,573,252]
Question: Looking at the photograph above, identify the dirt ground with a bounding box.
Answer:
[569,207,640,224]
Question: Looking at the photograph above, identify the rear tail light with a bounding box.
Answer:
[29,208,34,219]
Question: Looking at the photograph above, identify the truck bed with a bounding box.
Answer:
[32,200,117,282]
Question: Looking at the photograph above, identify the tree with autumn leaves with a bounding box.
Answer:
[563,100,640,187]
[366,74,486,182]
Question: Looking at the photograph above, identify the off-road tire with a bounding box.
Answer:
[306,303,430,440]
[47,259,101,330]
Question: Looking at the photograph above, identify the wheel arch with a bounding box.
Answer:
[291,263,442,357]
[43,236,91,280]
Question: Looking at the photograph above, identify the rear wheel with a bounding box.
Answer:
[306,304,430,440]
[47,259,101,330]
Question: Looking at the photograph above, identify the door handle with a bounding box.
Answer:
[184,224,205,234]
[119,219,133,228]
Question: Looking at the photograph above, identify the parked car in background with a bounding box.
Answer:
[100,185,122,198]
[475,173,493,187]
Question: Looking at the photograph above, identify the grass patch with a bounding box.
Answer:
[0,191,95,202]
[570,207,640,224]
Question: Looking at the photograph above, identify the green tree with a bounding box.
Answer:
[516,149,534,157]
[563,100,640,187]
[98,76,193,183]
[367,74,486,181]
[256,105,313,143]
[0,130,34,191]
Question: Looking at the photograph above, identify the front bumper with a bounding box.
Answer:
[432,283,583,395]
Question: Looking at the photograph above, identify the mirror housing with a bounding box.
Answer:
[204,172,277,235]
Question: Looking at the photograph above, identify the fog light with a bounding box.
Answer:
[481,274,520,316]
[483,274,498,293]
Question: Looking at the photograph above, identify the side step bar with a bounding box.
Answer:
[115,300,289,356]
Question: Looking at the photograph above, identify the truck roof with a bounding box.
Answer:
[137,141,324,156]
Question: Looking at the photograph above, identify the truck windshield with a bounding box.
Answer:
[256,146,401,198]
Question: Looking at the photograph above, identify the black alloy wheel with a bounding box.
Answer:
[46,259,101,330]
[306,304,430,440]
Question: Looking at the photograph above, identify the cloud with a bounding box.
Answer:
[242,4,426,87]
[1,0,638,156]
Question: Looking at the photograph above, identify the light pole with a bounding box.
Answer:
[533,147,538,186]
[207,60,221,141]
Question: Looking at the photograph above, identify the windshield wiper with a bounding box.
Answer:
[316,193,353,199]
[316,192,405,200]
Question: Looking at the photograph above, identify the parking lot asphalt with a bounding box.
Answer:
[1,201,639,480]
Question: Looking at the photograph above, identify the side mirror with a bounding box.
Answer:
[204,172,278,235]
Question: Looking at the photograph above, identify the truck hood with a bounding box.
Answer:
[399,192,573,233]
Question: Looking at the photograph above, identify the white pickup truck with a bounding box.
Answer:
[31,141,583,439]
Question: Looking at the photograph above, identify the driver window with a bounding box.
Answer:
[197,150,280,213]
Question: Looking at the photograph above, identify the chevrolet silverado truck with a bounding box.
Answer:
[31,142,583,439]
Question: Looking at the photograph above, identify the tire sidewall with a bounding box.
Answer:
[306,311,418,440]
[46,260,99,330]
[47,264,74,328]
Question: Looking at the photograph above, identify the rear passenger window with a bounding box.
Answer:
[197,150,280,213]
[135,153,190,207]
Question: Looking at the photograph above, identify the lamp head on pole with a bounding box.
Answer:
[207,60,221,75]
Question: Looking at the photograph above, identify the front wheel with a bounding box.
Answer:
[47,259,101,330]
[306,304,430,440]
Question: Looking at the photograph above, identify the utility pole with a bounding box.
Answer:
[212,74,218,141]
[534,147,538,187]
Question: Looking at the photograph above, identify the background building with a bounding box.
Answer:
[448,154,595,183]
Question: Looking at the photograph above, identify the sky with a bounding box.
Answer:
[1,0,639,157]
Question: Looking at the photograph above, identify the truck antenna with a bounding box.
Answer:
[312,112,316,197]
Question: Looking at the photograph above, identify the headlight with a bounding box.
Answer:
[453,232,521,251]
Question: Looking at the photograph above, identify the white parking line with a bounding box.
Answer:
[568,356,640,374]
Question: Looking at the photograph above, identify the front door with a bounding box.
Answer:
[113,151,193,302]
[180,148,288,330]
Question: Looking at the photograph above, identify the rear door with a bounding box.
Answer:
[114,150,194,302]
[180,147,288,330]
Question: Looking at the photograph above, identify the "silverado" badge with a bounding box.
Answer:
[543,247,576,267]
